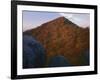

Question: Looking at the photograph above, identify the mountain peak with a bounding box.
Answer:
[55,16,66,21]
[47,16,79,27]
[51,16,67,23]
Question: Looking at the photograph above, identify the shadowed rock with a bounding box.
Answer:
[23,35,46,68]
[78,50,89,66]
[48,55,72,67]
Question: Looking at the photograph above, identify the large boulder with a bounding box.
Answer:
[23,35,46,68]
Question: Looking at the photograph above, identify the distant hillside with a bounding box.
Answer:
[24,17,89,65]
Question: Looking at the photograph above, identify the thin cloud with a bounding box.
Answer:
[59,13,90,28]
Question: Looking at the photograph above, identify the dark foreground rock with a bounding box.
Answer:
[23,35,46,68]
[48,55,72,67]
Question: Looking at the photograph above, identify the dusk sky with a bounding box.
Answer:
[23,11,90,31]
